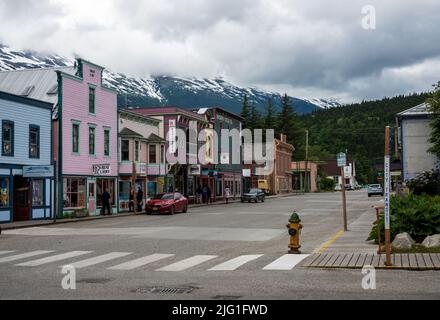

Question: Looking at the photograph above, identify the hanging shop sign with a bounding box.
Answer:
[92,164,111,176]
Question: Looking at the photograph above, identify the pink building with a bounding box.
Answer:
[54,59,118,217]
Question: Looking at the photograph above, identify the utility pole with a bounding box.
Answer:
[337,152,348,232]
[132,140,138,214]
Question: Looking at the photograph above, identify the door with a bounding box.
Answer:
[87,179,96,215]
[13,176,30,221]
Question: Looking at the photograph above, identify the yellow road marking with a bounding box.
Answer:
[314,230,344,254]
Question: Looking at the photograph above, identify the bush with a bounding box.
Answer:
[368,194,440,243]
[320,177,336,192]
[406,169,440,195]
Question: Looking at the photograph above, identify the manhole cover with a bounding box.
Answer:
[213,295,242,300]
[133,286,197,295]
[77,278,113,284]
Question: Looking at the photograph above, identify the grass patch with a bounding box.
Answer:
[388,245,440,254]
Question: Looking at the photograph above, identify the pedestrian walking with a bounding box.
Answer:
[224,186,231,204]
[136,188,144,212]
[207,185,212,204]
[129,188,134,212]
[101,189,112,216]
[196,185,203,204]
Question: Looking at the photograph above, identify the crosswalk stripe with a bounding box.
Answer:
[157,255,217,272]
[0,250,54,263]
[15,251,92,267]
[0,251,16,256]
[69,252,132,269]
[108,254,175,270]
[209,255,263,271]
[263,254,310,270]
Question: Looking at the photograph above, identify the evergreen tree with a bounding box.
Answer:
[277,94,305,159]
[240,95,251,129]
[264,98,277,130]
[427,81,440,158]
[250,103,262,130]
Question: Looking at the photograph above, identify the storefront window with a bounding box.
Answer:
[64,178,86,208]
[0,178,10,207]
[32,179,44,206]
[97,179,115,207]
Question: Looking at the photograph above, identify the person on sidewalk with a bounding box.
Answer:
[224,186,231,204]
[129,189,134,212]
[136,188,144,212]
[207,185,212,204]
[196,185,203,204]
[102,189,112,216]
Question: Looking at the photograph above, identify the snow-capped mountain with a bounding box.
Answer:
[304,98,342,109]
[0,44,341,114]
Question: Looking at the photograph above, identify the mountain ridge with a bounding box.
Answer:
[0,43,341,114]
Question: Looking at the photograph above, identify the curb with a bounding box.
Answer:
[1,192,300,231]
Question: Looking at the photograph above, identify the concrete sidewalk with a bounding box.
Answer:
[0,192,300,231]
[301,201,440,271]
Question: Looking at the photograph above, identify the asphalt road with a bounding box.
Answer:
[0,190,439,300]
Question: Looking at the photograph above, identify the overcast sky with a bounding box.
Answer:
[1,0,439,102]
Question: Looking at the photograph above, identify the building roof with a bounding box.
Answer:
[129,106,208,122]
[119,127,143,138]
[194,107,244,121]
[397,103,432,118]
[146,133,165,143]
[0,66,75,105]
[0,90,53,110]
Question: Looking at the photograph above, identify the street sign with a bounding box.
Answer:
[23,165,54,178]
[337,153,346,167]
[384,155,391,229]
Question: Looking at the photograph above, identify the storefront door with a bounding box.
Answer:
[87,179,96,215]
[13,176,30,221]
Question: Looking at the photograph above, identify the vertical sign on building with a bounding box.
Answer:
[169,119,177,154]
[384,126,392,266]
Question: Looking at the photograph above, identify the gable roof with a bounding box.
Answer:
[0,66,75,105]
[397,103,432,118]
[119,127,143,138]
[146,133,165,143]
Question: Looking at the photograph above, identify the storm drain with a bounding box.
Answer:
[77,278,113,284]
[213,295,242,300]
[133,286,197,295]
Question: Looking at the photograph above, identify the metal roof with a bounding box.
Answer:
[0,66,75,105]
[397,103,432,118]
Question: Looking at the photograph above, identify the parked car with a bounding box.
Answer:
[145,193,188,215]
[241,188,266,203]
[334,184,342,191]
[368,184,384,197]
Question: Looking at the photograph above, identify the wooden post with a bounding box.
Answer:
[384,126,392,266]
[341,167,348,232]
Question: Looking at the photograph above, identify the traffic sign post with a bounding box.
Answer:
[384,126,392,266]
[337,152,348,232]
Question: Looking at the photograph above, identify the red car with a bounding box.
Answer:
[145,193,188,215]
